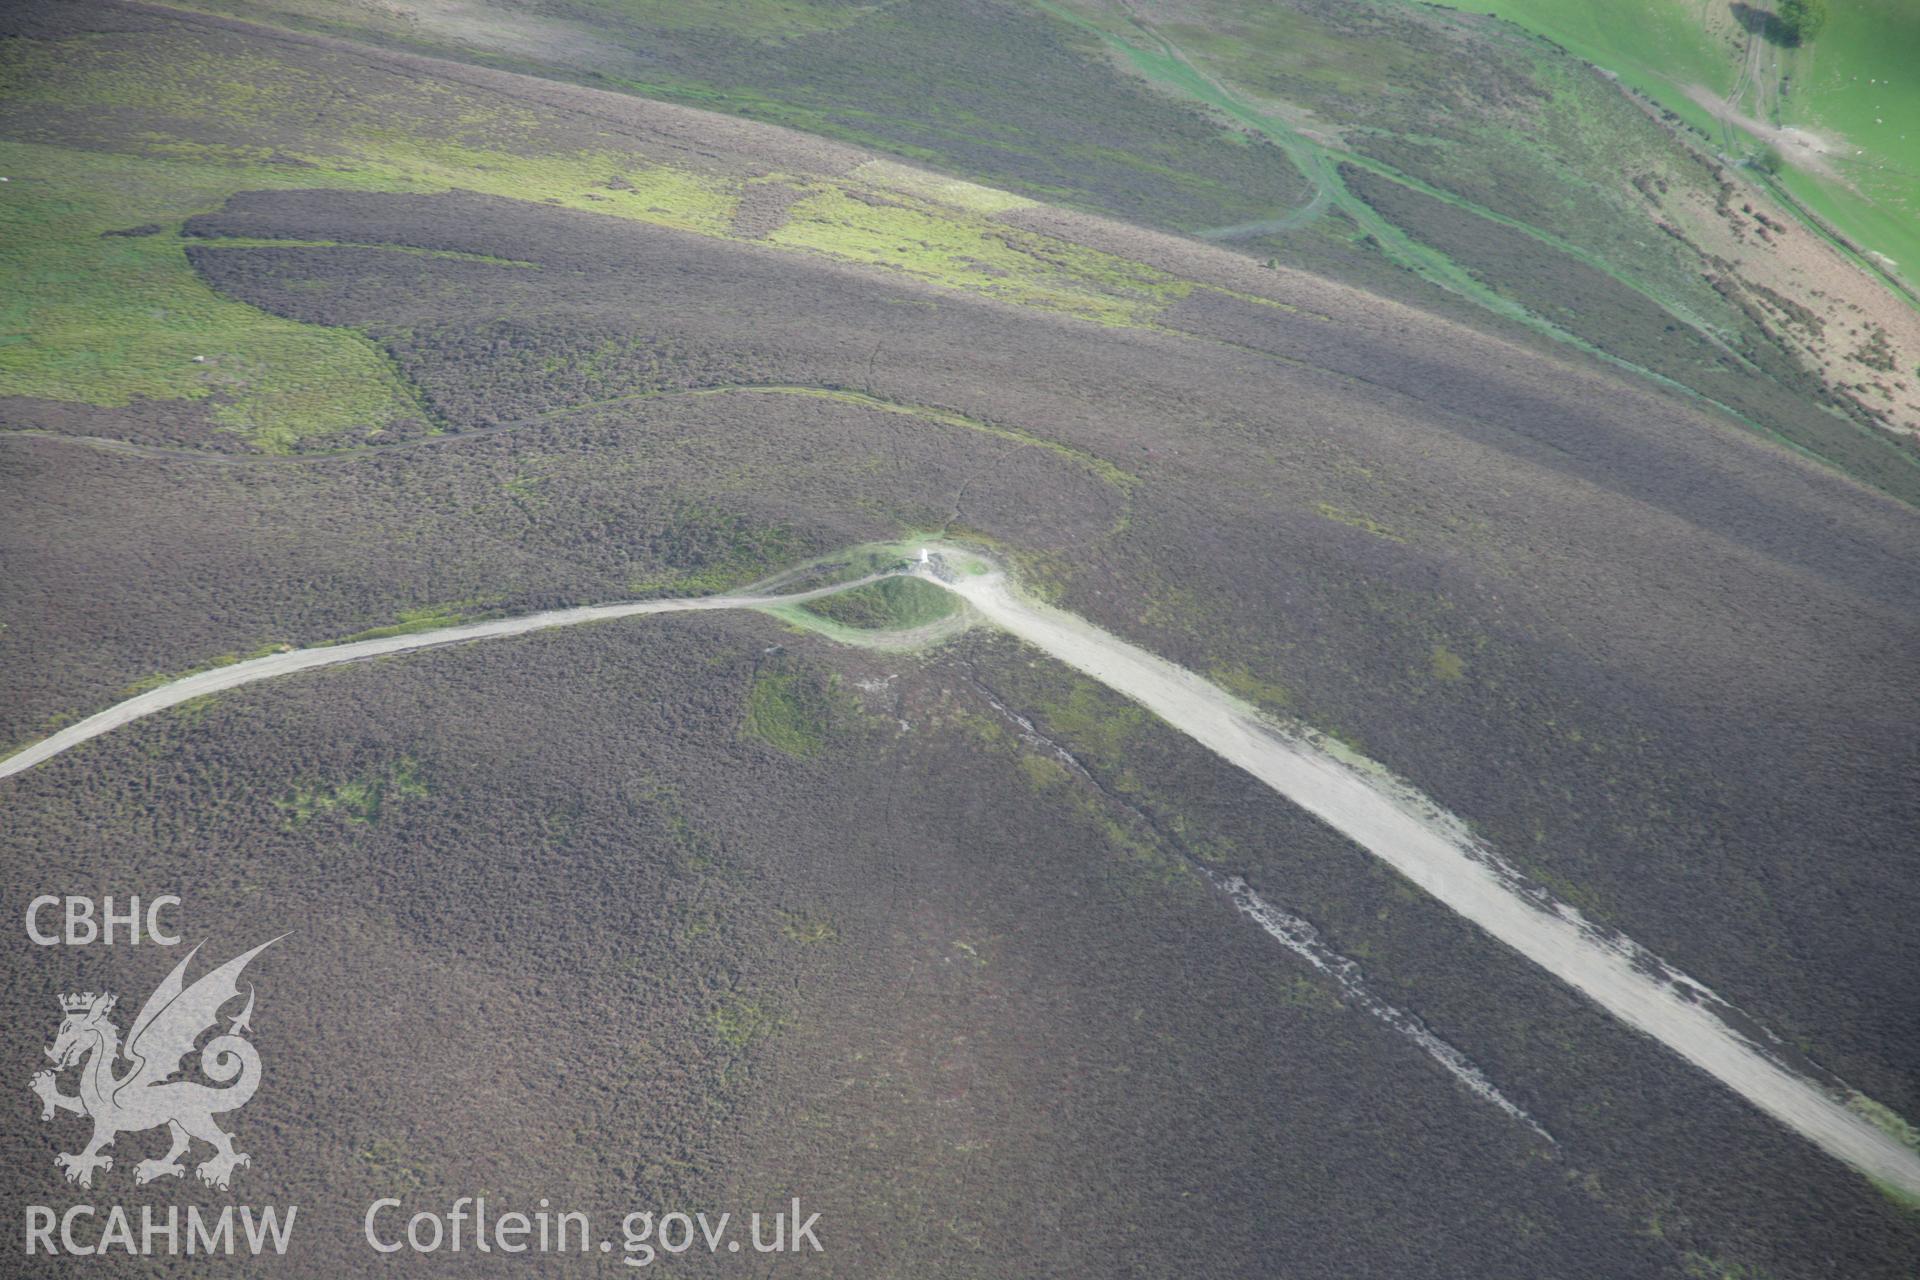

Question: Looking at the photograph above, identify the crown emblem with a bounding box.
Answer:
[60,992,113,1014]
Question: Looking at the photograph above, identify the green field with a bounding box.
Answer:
[1424,0,1736,115]
[1422,0,1920,297]
[1786,0,1920,281]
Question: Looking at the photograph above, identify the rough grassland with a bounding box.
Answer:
[167,0,1920,472]
[13,176,1916,1145]
[0,142,425,451]
[0,8,1217,447]
[804,575,960,631]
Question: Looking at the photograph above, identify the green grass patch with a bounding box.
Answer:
[742,670,828,758]
[853,159,1039,215]
[325,603,482,645]
[1208,662,1293,713]
[762,596,970,651]
[1867,1175,1920,1213]
[1315,502,1405,543]
[115,640,294,697]
[1013,751,1073,795]
[1036,681,1147,775]
[1848,1091,1920,1152]
[709,994,785,1050]
[275,755,428,826]
[778,910,840,944]
[0,142,426,451]
[1429,643,1468,683]
[768,185,1187,324]
[803,575,960,631]
[358,1136,428,1193]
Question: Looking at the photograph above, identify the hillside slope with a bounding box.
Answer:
[159,0,1920,482]
[4,3,1918,1274]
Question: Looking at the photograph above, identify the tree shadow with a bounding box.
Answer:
[1730,3,1791,46]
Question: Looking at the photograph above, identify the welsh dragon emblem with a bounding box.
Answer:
[31,939,280,1190]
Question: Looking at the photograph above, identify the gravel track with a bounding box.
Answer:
[0,573,892,782]
[6,551,1916,1197]
[930,560,1920,1198]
